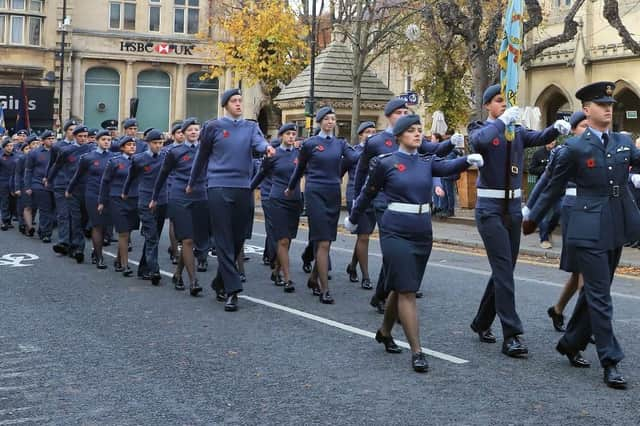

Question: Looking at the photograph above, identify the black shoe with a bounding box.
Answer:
[53,243,69,255]
[547,306,566,332]
[173,274,185,290]
[415,291,424,299]
[27,227,35,237]
[284,280,295,293]
[556,342,591,368]
[123,267,133,277]
[375,329,403,354]
[470,323,497,343]
[103,239,111,247]
[412,352,429,373]
[83,229,91,239]
[307,279,319,295]
[139,273,152,281]
[502,336,528,358]
[0,224,8,231]
[239,272,247,283]
[262,256,271,266]
[211,277,226,301]
[225,293,238,311]
[190,280,203,297]
[127,241,132,252]
[271,272,285,287]
[18,224,26,234]
[42,236,51,243]
[302,258,312,273]
[319,291,334,304]
[209,248,217,257]
[361,278,373,290]
[370,296,385,314]
[151,273,161,286]
[603,365,627,389]
[96,258,107,270]
[91,250,97,264]
[346,264,358,282]
[197,259,208,272]
[74,251,84,264]
[114,261,124,273]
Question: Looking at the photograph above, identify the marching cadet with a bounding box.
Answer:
[45,119,77,254]
[67,130,114,269]
[254,149,276,268]
[98,136,139,277]
[124,129,166,286]
[163,123,185,265]
[523,82,640,389]
[523,111,589,332]
[345,114,484,373]
[13,138,36,236]
[0,138,17,230]
[251,123,302,292]
[25,130,56,242]
[345,121,377,290]
[286,106,359,304]
[113,118,147,154]
[49,126,95,263]
[87,128,99,144]
[152,118,207,297]
[467,84,571,358]
[188,89,275,312]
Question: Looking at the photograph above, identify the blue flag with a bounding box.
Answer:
[0,107,5,135]
[498,0,523,141]
[15,79,31,133]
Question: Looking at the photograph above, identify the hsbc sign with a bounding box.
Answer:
[119,41,195,55]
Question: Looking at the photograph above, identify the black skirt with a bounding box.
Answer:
[269,197,302,241]
[305,183,340,242]
[380,233,432,293]
[86,194,110,227]
[109,196,139,233]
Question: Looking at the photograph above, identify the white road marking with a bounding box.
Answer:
[0,417,49,425]
[0,407,33,416]
[0,385,39,392]
[0,372,34,379]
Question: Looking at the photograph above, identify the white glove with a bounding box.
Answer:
[344,217,358,232]
[451,133,464,147]
[553,119,572,136]
[498,106,521,126]
[631,174,640,189]
[466,153,484,168]
[522,205,531,221]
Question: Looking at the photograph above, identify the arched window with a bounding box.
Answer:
[136,70,171,131]
[84,68,120,129]
[186,72,219,122]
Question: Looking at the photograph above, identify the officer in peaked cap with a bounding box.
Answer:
[524,81,639,389]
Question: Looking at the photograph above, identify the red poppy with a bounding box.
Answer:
[316,145,325,152]
[293,158,298,165]
[144,165,152,173]
[223,130,230,138]
[39,155,47,161]
[586,158,595,168]
[385,140,393,147]
[395,163,406,172]
[492,138,500,147]
[118,163,126,170]
[68,156,76,162]
[93,160,100,166]
[182,155,190,162]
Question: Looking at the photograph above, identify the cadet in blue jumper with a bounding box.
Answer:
[13,139,35,236]
[188,88,275,312]
[287,106,359,304]
[251,123,302,293]
[163,123,185,265]
[25,130,56,241]
[468,84,570,358]
[523,111,589,333]
[111,118,148,154]
[0,138,17,230]
[124,129,166,286]
[346,114,484,373]
[152,118,207,296]
[345,121,377,289]
[98,136,139,277]
[524,82,640,389]
[45,119,77,253]
[67,130,113,269]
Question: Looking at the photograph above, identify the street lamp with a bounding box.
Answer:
[56,0,70,136]
[305,0,317,136]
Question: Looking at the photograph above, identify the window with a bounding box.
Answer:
[0,0,41,45]
[27,15,39,45]
[10,0,24,9]
[0,15,5,43]
[28,0,40,12]
[174,0,199,34]
[137,70,171,131]
[149,5,160,31]
[186,72,219,122]
[123,2,135,30]
[0,1,6,8]
[109,1,136,30]
[10,15,22,43]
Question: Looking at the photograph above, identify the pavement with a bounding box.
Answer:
[1,219,640,425]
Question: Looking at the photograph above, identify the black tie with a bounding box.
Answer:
[602,133,609,149]
[153,153,158,159]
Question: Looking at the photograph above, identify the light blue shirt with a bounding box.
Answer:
[398,146,417,156]
[318,131,333,139]
[588,127,609,144]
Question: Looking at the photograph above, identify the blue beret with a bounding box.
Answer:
[20,141,32,151]
[40,130,54,139]
[26,135,39,144]
[142,127,154,137]
[575,81,616,104]
[95,130,111,139]
[72,126,89,135]
[393,114,421,136]
[122,118,138,129]
[88,128,99,137]
[482,84,501,105]
[569,111,587,129]
[15,129,28,136]
[181,117,200,132]
[221,88,241,106]
[63,119,78,131]
[384,98,408,116]
[117,135,136,148]
[315,106,335,123]
[357,121,376,135]
[145,129,164,142]
[1,138,12,148]
[278,123,298,136]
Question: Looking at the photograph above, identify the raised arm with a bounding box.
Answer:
[431,157,470,178]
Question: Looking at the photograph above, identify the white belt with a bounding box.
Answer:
[387,202,431,214]
[476,188,522,199]
[565,188,577,196]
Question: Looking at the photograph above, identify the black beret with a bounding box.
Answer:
[384,98,408,116]
[393,114,421,136]
[145,129,164,142]
[315,106,335,123]
[278,123,298,136]
[15,129,28,136]
[40,130,54,139]
[221,88,241,106]
[95,130,111,139]
[171,123,183,135]
[88,128,99,137]
[357,121,376,135]
[122,118,138,129]
[575,81,617,104]
[101,119,118,130]
[181,117,200,132]
[72,126,89,135]
[117,135,136,148]
[63,119,78,131]
[482,84,501,105]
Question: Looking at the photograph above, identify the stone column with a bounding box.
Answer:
[174,63,186,121]
[71,55,82,120]
[123,60,135,121]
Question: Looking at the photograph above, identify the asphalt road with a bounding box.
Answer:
[1,220,640,425]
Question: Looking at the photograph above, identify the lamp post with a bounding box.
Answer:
[304,0,317,136]
[57,0,69,136]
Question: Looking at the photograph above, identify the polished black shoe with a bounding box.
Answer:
[96,258,107,270]
[0,223,9,231]
[502,336,528,358]
[197,259,208,272]
[139,273,152,281]
[302,259,312,273]
[470,323,497,344]
[412,352,429,373]
[271,272,285,287]
[74,251,84,264]
[114,260,124,272]
[18,224,26,234]
[307,279,320,296]
[151,273,161,286]
[346,264,359,283]
[52,243,69,255]
[262,256,271,266]
[42,236,52,243]
[127,241,132,252]
[547,306,565,332]
[224,293,238,312]
[284,280,295,293]
[556,342,591,368]
[211,277,226,301]
[370,296,385,314]
[319,291,334,304]
[239,272,247,283]
[27,227,35,237]
[375,329,402,354]
[91,250,97,264]
[361,278,373,290]
[103,239,111,247]
[173,274,185,291]
[122,267,133,277]
[603,365,627,389]
[190,280,203,297]
[415,291,424,299]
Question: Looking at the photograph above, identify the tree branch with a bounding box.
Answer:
[602,0,640,54]
[523,0,543,35]
[436,1,472,39]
